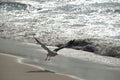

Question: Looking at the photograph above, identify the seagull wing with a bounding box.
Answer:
[34,37,51,53]
[54,46,64,52]
[53,39,75,52]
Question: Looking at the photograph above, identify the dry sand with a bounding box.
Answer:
[0,53,77,80]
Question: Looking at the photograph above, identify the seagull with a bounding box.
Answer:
[33,37,75,61]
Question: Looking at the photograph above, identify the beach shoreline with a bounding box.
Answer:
[0,53,78,80]
[0,38,120,80]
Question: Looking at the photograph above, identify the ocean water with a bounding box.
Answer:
[0,0,120,42]
[0,0,120,79]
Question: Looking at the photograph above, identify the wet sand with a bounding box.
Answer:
[0,53,76,80]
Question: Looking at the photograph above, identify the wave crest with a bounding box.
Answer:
[0,1,36,11]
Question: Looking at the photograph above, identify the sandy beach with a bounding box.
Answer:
[0,53,77,80]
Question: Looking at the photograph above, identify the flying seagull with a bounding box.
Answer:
[33,37,75,61]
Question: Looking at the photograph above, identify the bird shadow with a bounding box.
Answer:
[27,70,55,73]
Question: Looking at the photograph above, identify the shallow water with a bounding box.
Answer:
[0,38,120,80]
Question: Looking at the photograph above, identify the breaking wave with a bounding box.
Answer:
[60,38,120,58]
[0,1,37,11]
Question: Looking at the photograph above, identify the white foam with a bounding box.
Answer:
[58,48,120,66]
[1,0,120,42]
